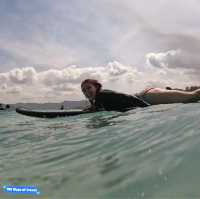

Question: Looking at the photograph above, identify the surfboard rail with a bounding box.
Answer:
[15,107,90,118]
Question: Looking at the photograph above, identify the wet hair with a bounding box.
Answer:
[81,79,102,93]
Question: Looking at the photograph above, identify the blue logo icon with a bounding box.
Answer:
[3,185,40,195]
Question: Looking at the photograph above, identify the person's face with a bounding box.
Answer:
[82,83,97,100]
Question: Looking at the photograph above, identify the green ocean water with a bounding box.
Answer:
[0,103,200,199]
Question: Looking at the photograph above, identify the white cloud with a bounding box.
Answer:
[1,60,200,104]
[107,62,129,76]
[146,50,180,68]
[0,61,142,103]
[145,49,200,88]
[0,73,8,84]
[6,86,22,95]
[146,49,200,73]
[9,67,37,84]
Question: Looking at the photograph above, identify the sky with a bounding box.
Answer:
[0,0,200,103]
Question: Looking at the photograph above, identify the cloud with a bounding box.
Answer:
[146,49,200,74]
[1,60,200,103]
[107,62,129,76]
[146,50,181,68]
[145,47,200,89]
[8,67,37,84]
[6,86,22,94]
[0,61,142,103]
[0,73,8,84]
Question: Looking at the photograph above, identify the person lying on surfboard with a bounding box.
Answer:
[81,79,200,112]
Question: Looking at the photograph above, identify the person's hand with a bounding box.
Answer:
[83,105,97,112]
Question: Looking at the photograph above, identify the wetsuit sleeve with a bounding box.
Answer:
[95,90,150,111]
[83,99,104,112]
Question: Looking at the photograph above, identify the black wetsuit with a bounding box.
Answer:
[92,89,150,112]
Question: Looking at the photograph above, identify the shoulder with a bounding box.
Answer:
[96,89,135,102]
[95,89,120,103]
[99,89,116,93]
[97,89,117,96]
[96,89,123,98]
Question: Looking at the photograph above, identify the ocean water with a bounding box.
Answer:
[0,103,200,199]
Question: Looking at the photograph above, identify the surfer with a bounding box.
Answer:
[81,79,200,112]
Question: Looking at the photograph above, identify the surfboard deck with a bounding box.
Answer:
[16,107,91,118]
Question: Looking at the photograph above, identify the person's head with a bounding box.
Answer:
[81,79,102,100]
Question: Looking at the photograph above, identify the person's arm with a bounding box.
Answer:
[82,99,104,112]
[83,99,94,111]
[82,106,96,112]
